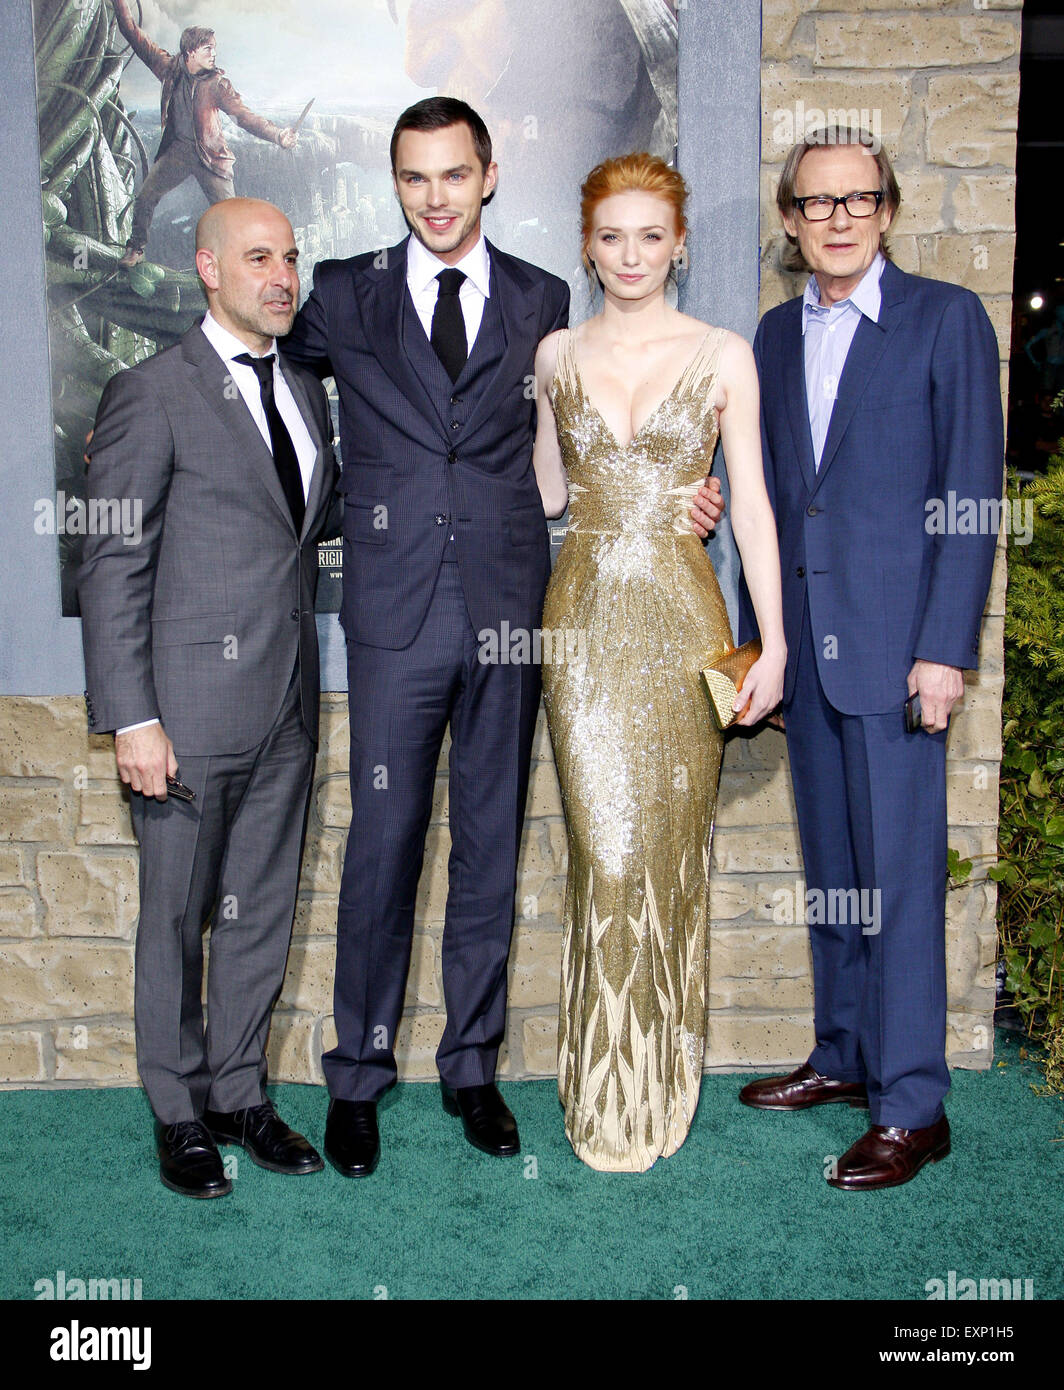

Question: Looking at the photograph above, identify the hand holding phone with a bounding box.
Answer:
[904,692,922,734]
[165,775,196,803]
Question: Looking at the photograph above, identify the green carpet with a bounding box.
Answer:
[2,1031,1060,1301]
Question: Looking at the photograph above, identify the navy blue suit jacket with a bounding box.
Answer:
[282,235,569,649]
[742,258,1003,714]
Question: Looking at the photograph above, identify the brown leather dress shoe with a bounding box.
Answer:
[827,1115,951,1191]
[739,1062,869,1110]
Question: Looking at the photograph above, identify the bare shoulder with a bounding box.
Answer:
[716,328,755,372]
[713,329,758,414]
[534,327,567,376]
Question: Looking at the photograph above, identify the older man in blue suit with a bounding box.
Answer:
[697,127,1002,1190]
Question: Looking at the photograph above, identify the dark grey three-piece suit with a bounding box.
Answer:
[79,324,340,1123]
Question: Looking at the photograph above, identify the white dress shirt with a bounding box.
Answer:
[801,251,885,470]
[200,310,318,498]
[117,312,319,736]
[405,231,491,352]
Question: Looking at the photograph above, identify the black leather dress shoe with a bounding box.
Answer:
[323,1099,380,1177]
[441,1082,520,1156]
[204,1099,324,1175]
[155,1119,232,1199]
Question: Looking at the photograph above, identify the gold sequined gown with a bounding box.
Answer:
[542,327,733,1172]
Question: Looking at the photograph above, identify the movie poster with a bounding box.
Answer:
[33,0,677,617]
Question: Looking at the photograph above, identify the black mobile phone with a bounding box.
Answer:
[904,692,922,733]
[165,775,196,802]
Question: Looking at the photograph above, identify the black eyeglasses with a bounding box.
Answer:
[792,191,885,222]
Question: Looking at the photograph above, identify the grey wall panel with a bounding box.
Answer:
[678,0,762,636]
[0,2,87,694]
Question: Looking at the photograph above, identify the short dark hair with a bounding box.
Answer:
[776,124,902,272]
[180,26,215,60]
[389,97,493,175]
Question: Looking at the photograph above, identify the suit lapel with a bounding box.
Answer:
[353,237,445,436]
[350,237,541,441]
[780,302,817,494]
[460,241,537,441]
[399,286,452,433]
[810,259,906,495]
[277,354,331,541]
[181,326,297,535]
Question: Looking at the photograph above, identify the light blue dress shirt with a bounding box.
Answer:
[802,251,886,470]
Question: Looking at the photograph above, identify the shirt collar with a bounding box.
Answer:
[201,310,277,364]
[801,250,885,334]
[406,231,491,298]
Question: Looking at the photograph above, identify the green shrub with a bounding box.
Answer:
[992,453,1064,1081]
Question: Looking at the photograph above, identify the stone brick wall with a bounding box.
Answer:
[0,0,1018,1089]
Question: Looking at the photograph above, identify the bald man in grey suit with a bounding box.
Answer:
[79,199,340,1197]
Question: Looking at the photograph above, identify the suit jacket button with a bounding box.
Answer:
[796,566,805,578]
[434,514,449,526]
[291,608,300,620]
[807,504,819,516]
[447,450,457,465]
[450,420,460,431]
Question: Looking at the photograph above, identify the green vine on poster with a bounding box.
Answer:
[36,0,208,613]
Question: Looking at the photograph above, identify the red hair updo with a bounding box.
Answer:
[580,152,689,279]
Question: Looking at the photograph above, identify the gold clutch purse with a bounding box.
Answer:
[701,640,762,731]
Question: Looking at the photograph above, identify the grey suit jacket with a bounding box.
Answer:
[79,322,341,754]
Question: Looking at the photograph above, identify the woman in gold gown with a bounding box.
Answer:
[532,154,786,1171]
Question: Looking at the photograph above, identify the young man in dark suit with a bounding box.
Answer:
[282,97,574,1174]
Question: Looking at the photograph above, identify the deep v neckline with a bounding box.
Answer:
[569,328,715,451]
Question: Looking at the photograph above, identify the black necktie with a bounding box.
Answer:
[430,269,467,382]
[233,353,305,532]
